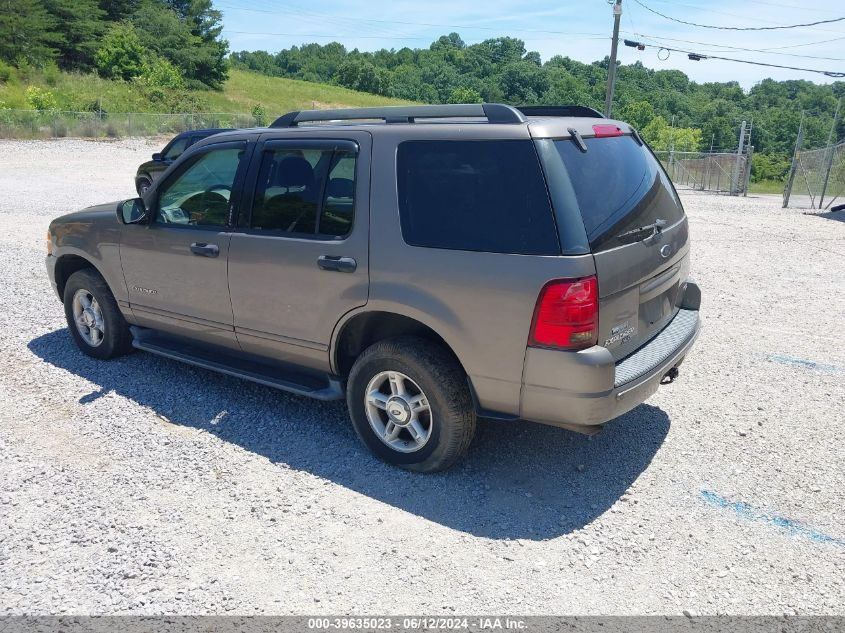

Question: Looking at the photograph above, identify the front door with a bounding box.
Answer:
[120,140,251,349]
[227,134,371,371]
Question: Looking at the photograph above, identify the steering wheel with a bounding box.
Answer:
[183,185,231,225]
[206,184,232,195]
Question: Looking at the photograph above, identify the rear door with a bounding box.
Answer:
[543,132,689,359]
[227,132,371,370]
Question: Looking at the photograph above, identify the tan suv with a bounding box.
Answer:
[46,104,701,471]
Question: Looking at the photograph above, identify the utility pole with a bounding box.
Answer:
[732,120,747,196]
[819,96,842,209]
[783,111,805,208]
[604,0,622,118]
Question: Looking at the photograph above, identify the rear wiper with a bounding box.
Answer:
[616,218,667,243]
[567,127,588,153]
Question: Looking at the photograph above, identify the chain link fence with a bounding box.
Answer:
[783,139,845,210]
[0,110,262,139]
[653,150,751,196]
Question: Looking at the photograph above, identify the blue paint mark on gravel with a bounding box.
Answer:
[765,354,845,373]
[701,490,844,547]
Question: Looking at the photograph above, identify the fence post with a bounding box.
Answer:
[732,120,747,196]
[743,145,753,197]
[819,97,842,209]
[783,111,805,208]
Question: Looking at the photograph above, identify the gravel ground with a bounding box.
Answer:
[0,138,843,616]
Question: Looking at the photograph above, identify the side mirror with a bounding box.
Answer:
[117,198,148,225]
[152,152,163,161]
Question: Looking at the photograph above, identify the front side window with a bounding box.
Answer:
[156,147,243,227]
[396,140,559,255]
[251,147,356,238]
[162,136,189,161]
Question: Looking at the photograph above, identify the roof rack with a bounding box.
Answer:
[516,105,605,119]
[270,103,526,127]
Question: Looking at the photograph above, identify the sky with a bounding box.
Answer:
[217,0,845,90]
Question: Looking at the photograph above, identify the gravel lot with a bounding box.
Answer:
[0,138,843,616]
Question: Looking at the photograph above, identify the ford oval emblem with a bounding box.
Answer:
[660,244,673,259]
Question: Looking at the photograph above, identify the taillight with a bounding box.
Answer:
[46,230,52,256]
[592,124,624,137]
[529,276,598,350]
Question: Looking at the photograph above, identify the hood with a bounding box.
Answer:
[50,201,124,231]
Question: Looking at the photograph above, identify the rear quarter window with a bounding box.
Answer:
[396,140,560,255]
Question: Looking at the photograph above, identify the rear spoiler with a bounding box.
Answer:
[517,105,605,119]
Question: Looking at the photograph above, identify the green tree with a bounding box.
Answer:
[95,22,146,80]
[139,54,183,88]
[25,85,57,110]
[336,59,392,95]
[99,0,139,21]
[617,100,656,131]
[642,116,702,152]
[132,2,197,79]
[499,61,548,103]
[133,0,227,89]
[0,0,60,66]
[751,152,790,182]
[43,0,107,71]
[178,0,228,89]
[447,87,483,103]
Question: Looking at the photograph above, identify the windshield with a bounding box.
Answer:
[548,135,685,252]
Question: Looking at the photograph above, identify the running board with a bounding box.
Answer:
[130,328,343,400]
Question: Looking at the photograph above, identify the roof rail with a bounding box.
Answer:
[270,103,527,127]
[516,105,605,119]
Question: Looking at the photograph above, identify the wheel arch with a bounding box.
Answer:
[332,310,470,380]
[54,254,104,299]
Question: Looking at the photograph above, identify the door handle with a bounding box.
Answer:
[317,255,357,273]
[190,242,219,257]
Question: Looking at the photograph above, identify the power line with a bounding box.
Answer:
[223,0,845,53]
[625,31,845,61]
[631,0,845,31]
[625,40,845,77]
[760,35,845,51]
[648,0,842,16]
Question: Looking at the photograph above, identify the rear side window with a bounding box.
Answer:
[551,135,685,252]
[396,140,559,255]
[251,147,356,238]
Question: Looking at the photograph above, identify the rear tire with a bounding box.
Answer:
[346,336,476,472]
[63,269,133,360]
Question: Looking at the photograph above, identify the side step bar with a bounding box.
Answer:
[130,328,344,401]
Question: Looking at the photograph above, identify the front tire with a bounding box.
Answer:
[63,269,133,360]
[347,337,476,472]
[136,176,152,196]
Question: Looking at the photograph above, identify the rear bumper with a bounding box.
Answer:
[520,307,701,429]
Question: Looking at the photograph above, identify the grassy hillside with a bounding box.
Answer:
[0,68,411,116]
[205,70,412,113]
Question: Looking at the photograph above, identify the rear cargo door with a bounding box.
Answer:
[545,133,689,359]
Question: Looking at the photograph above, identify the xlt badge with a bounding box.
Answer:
[604,321,636,346]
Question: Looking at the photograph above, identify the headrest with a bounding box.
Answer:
[273,156,314,188]
[327,177,354,198]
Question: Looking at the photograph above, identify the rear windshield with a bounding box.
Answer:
[396,140,560,255]
[550,135,685,252]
